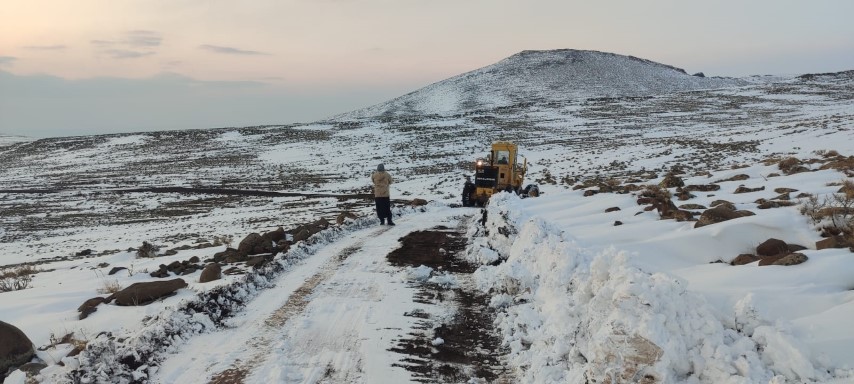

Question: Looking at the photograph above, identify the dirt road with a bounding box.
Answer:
[154,208,508,384]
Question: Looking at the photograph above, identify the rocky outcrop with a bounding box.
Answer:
[0,321,34,377]
[111,278,188,306]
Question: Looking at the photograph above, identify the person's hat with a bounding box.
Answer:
[377,163,385,171]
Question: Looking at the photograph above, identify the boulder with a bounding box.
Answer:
[75,249,93,256]
[0,321,34,376]
[772,193,791,201]
[673,189,695,201]
[111,278,188,306]
[199,263,222,283]
[730,254,760,266]
[583,190,598,197]
[678,204,707,210]
[694,205,755,228]
[716,174,750,182]
[237,233,263,256]
[336,211,358,225]
[587,333,663,384]
[756,238,789,256]
[605,207,621,213]
[108,267,127,276]
[614,221,623,226]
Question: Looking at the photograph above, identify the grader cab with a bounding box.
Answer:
[463,141,537,206]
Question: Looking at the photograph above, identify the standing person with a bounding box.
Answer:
[462,175,475,207]
[371,163,394,225]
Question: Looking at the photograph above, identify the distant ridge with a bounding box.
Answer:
[335,49,746,119]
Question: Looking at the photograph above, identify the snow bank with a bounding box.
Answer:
[468,193,849,383]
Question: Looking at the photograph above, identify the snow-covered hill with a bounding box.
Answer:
[335,49,746,119]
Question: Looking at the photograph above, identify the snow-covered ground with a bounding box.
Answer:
[1,51,853,383]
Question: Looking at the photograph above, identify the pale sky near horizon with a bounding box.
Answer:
[2,0,853,138]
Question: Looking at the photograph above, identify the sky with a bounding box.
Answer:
[1,0,853,138]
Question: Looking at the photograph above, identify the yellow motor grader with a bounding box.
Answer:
[463,141,538,207]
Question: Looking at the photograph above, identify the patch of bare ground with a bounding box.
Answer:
[387,225,510,383]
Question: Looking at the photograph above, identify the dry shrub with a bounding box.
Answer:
[97,279,122,294]
[840,179,854,199]
[819,156,854,175]
[0,265,39,292]
[800,187,854,236]
[641,184,672,200]
[823,149,840,158]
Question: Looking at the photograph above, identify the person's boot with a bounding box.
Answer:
[387,218,395,226]
[380,218,385,225]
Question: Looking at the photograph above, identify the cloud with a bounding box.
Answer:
[103,49,156,59]
[126,30,162,47]
[91,31,162,59]
[0,56,16,67]
[22,45,67,51]
[199,44,270,56]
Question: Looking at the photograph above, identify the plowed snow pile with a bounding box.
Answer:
[467,181,854,383]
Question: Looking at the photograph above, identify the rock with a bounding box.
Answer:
[266,227,287,242]
[111,278,188,306]
[605,207,621,212]
[17,362,47,376]
[75,249,93,256]
[77,297,109,320]
[614,221,623,226]
[684,184,720,192]
[636,197,654,205]
[787,244,807,252]
[189,256,200,263]
[583,190,598,197]
[734,185,765,194]
[0,321,35,376]
[694,205,755,228]
[213,248,240,263]
[410,198,428,206]
[149,266,169,278]
[336,211,357,225]
[199,263,222,283]
[756,238,789,256]
[237,233,266,256]
[678,204,706,210]
[816,236,850,250]
[693,72,705,77]
[772,192,791,201]
[774,187,798,194]
[292,229,310,242]
[716,174,750,182]
[108,267,127,276]
[759,252,808,266]
[731,254,760,266]
[245,255,267,268]
[710,200,735,210]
